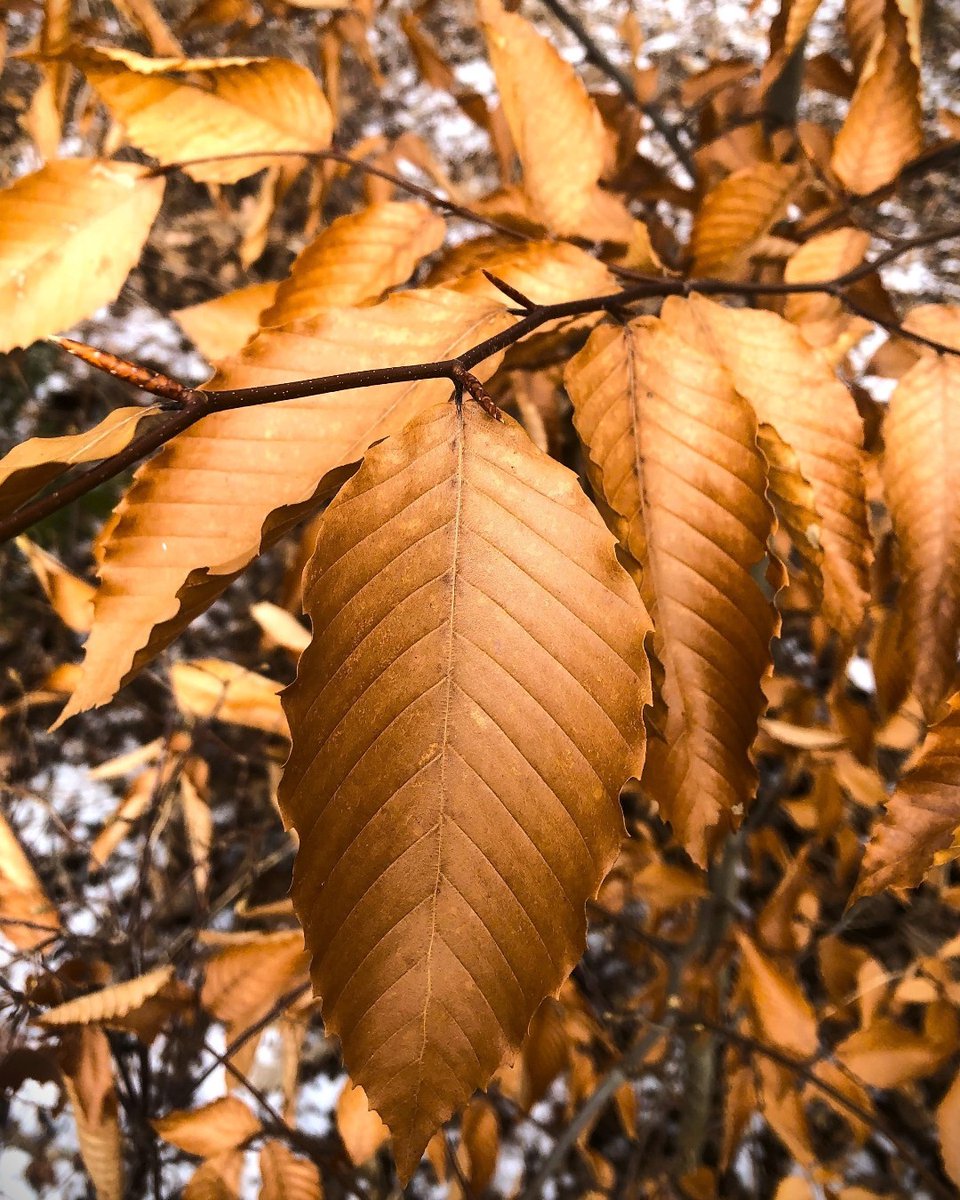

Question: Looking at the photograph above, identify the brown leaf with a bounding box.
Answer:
[184,1152,244,1200]
[690,163,798,277]
[336,1081,391,1166]
[460,1097,499,1193]
[174,282,279,364]
[571,316,775,863]
[856,693,960,896]
[736,932,818,1059]
[831,0,922,194]
[171,659,287,736]
[16,536,95,632]
[478,0,631,240]
[61,287,513,721]
[260,202,446,326]
[259,1140,322,1200]
[65,48,332,182]
[58,1027,123,1200]
[881,314,960,717]
[836,1012,954,1087]
[0,160,164,352]
[250,602,311,655]
[784,227,872,326]
[39,965,174,1026]
[937,1069,960,1188]
[0,812,60,951]
[279,402,651,1176]
[153,1096,261,1157]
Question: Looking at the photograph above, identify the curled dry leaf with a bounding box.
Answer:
[65,47,333,182]
[831,0,922,194]
[570,315,775,864]
[279,403,651,1176]
[174,281,280,364]
[61,287,513,722]
[460,1096,499,1193]
[336,1080,391,1166]
[736,931,819,1059]
[478,0,631,240]
[153,1095,261,1157]
[0,405,162,521]
[937,1069,960,1188]
[690,162,798,278]
[171,659,287,736]
[260,201,446,326]
[16,537,95,633]
[259,1140,323,1200]
[856,693,960,896]
[185,1151,244,1200]
[0,812,60,951]
[58,1026,123,1200]
[0,159,164,352]
[39,964,174,1026]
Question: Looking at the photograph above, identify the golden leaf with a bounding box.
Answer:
[336,1081,390,1166]
[259,1140,323,1200]
[0,160,164,352]
[679,295,870,643]
[0,812,60,951]
[856,694,960,896]
[171,659,287,736]
[260,202,446,326]
[61,288,513,721]
[460,1097,499,1193]
[570,316,775,863]
[39,965,174,1026]
[831,0,922,194]
[66,48,332,183]
[881,314,960,718]
[835,1010,955,1087]
[690,163,798,277]
[0,405,162,520]
[174,282,279,364]
[937,1069,960,1188]
[478,0,630,239]
[251,602,311,654]
[153,1096,261,1157]
[16,537,95,632]
[184,1152,244,1200]
[58,1027,123,1200]
[279,403,651,1175]
[784,227,872,325]
[736,931,818,1059]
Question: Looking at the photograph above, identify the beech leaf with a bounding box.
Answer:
[690,163,798,278]
[279,402,651,1176]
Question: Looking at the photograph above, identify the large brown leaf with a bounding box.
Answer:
[881,306,960,718]
[0,159,164,351]
[856,694,960,896]
[279,402,651,1176]
[569,316,776,864]
[61,288,513,721]
[66,47,332,183]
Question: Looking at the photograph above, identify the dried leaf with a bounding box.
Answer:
[571,316,775,863]
[201,931,310,1050]
[784,228,872,325]
[280,403,651,1175]
[0,812,60,951]
[836,1013,954,1087]
[0,160,164,352]
[251,602,311,655]
[937,1069,960,1188]
[831,0,922,193]
[153,1096,261,1157]
[881,319,960,718]
[260,202,446,326]
[66,48,332,183]
[259,1140,322,1200]
[175,282,279,364]
[16,536,95,632]
[460,1097,499,1192]
[39,965,174,1026]
[336,1081,390,1166]
[171,659,287,736]
[736,931,818,1059]
[62,288,513,721]
[691,163,798,277]
[856,694,960,896]
[59,1027,123,1200]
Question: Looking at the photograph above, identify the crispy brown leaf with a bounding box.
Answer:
[259,1141,323,1200]
[58,1027,123,1200]
[39,966,175,1026]
[174,282,279,364]
[691,163,798,277]
[0,813,60,951]
[0,160,164,352]
[279,402,651,1176]
[153,1096,261,1157]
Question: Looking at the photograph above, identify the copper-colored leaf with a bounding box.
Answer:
[66,48,332,183]
[0,160,164,352]
[460,1097,499,1193]
[39,965,174,1026]
[336,1081,390,1166]
[61,288,513,721]
[0,812,60,951]
[259,1140,322,1200]
[570,316,775,863]
[251,602,311,655]
[171,659,287,736]
[881,311,960,718]
[200,930,310,1047]
[835,1012,954,1087]
[856,694,960,896]
[279,402,651,1176]
[831,0,922,194]
[937,1069,960,1188]
[260,202,446,327]
[784,227,872,325]
[478,0,631,240]
[59,1027,123,1200]
[16,536,95,632]
[691,163,798,277]
[174,282,279,364]
[736,931,818,1059]
[153,1096,261,1157]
